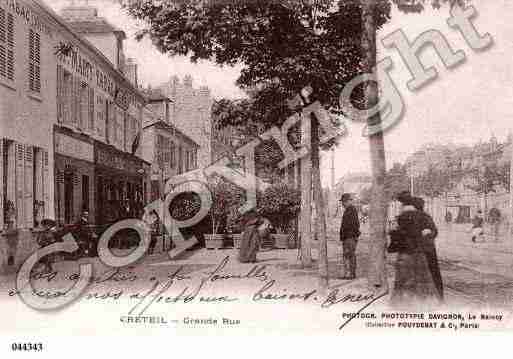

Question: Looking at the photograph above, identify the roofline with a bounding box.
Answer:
[30,0,145,104]
[143,121,200,148]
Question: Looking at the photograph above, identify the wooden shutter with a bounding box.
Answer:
[6,11,12,80]
[0,7,6,79]
[24,145,34,228]
[0,139,4,230]
[43,150,49,218]
[57,65,63,123]
[29,30,41,92]
[89,87,94,131]
[15,143,24,228]
[72,76,79,125]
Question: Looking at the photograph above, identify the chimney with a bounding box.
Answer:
[125,58,138,87]
[61,3,98,20]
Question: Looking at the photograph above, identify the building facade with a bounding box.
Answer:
[141,89,199,201]
[0,0,57,236]
[53,2,150,225]
[158,75,212,169]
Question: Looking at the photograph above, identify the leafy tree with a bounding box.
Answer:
[125,0,468,288]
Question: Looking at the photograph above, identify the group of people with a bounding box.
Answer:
[35,209,96,273]
[339,191,444,308]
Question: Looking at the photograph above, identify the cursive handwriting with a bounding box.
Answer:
[252,280,317,302]
[204,256,271,283]
[338,290,389,331]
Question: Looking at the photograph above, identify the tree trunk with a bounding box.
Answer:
[300,114,313,267]
[311,117,329,288]
[362,0,388,292]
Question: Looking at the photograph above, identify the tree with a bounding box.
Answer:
[124,0,466,289]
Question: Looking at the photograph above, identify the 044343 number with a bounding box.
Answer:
[11,343,44,352]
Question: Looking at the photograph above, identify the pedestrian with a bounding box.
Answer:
[471,210,484,243]
[339,193,360,280]
[413,197,444,302]
[238,209,263,263]
[388,191,438,309]
[74,208,93,257]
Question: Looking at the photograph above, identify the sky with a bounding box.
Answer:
[44,0,513,187]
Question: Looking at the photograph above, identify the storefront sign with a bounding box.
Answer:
[2,0,52,36]
[96,146,144,175]
[57,43,137,111]
[55,133,94,163]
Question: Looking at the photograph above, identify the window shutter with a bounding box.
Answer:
[89,87,94,131]
[0,139,4,230]
[29,30,34,90]
[15,143,24,228]
[24,146,34,228]
[43,150,49,217]
[57,65,63,122]
[72,76,79,125]
[7,13,13,81]
[0,8,6,79]
[28,30,41,92]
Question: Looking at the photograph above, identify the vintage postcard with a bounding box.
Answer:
[1,0,512,352]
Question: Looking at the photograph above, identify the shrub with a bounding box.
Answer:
[258,183,300,233]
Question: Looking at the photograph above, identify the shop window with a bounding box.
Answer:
[29,29,41,93]
[0,7,14,82]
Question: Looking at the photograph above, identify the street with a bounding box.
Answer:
[1,219,512,335]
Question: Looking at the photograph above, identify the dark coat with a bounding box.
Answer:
[339,205,360,241]
[238,217,262,263]
[388,206,425,254]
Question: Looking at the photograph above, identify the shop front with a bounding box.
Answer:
[54,127,95,226]
[94,141,150,225]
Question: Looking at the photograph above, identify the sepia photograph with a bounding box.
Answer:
[0,0,512,353]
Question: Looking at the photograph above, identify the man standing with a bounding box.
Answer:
[339,193,361,280]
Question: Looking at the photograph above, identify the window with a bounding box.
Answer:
[29,29,41,92]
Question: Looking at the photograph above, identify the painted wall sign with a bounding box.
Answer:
[55,133,94,163]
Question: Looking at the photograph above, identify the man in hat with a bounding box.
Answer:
[339,193,360,280]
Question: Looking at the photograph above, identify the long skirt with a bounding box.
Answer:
[238,226,261,263]
[390,250,439,310]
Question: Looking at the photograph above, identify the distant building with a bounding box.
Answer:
[158,75,212,169]
[140,88,199,201]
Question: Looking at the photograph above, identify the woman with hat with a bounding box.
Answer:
[388,192,438,309]
[238,208,264,263]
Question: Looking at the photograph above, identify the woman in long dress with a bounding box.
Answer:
[238,209,263,263]
[388,193,439,309]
